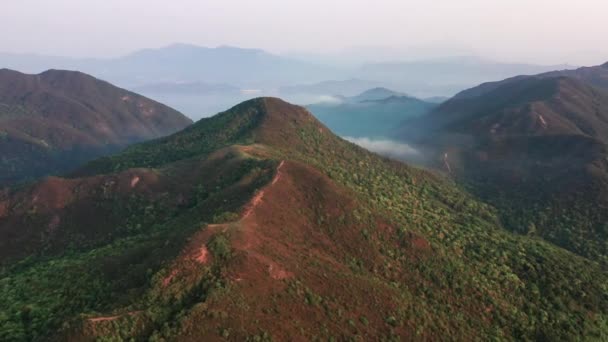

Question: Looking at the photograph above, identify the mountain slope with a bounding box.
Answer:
[0,69,192,185]
[1,98,607,341]
[398,75,608,261]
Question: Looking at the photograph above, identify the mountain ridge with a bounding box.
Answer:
[452,61,608,100]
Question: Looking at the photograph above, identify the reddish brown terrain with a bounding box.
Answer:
[1,98,606,341]
[0,68,192,186]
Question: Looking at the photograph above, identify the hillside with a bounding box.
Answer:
[308,89,435,138]
[398,75,608,262]
[0,69,192,185]
[0,97,606,341]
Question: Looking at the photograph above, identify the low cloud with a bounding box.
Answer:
[311,95,344,105]
[344,136,420,160]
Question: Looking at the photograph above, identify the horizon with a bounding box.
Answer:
[3,0,608,66]
[0,42,592,69]
[0,42,594,68]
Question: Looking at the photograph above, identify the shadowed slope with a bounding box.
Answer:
[0,69,192,185]
[399,74,608,261]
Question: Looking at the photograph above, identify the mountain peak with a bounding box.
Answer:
[353,87,407,102]
[80,97,331,175]
[361,87,398,95]
[225,97,317,123]
[258,97,316,120]
[602,61,608,68]
[38,69,98,85]
[227,97,325,148]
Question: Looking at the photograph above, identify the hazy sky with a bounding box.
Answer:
[2,0,607,65]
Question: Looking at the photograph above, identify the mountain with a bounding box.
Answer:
[102,44,343,87]
[0,69,192,186]
[349,87,407,102]
[1,97,606,341]
[307,88,436,138]
[398,72,608,262]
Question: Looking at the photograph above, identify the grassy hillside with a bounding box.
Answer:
[0,98,607,341]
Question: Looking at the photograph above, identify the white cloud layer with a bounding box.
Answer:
[344,136,419,160]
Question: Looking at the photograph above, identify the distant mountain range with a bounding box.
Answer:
[279,79,389,97]
[0,45,577,121]
[308,88,436,138]
[0,45,575,98]
[347,87,408,102]
[398,61,608,262]
[0,69,192,185]
[0,44,343,88]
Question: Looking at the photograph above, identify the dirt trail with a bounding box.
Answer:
[242,161,285,219]
[163,159,291,288]
[130,176,140,188]
[88,311,141,323]
[236,160,293,280]
[88,316,120,323]
[195,246,209,263]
